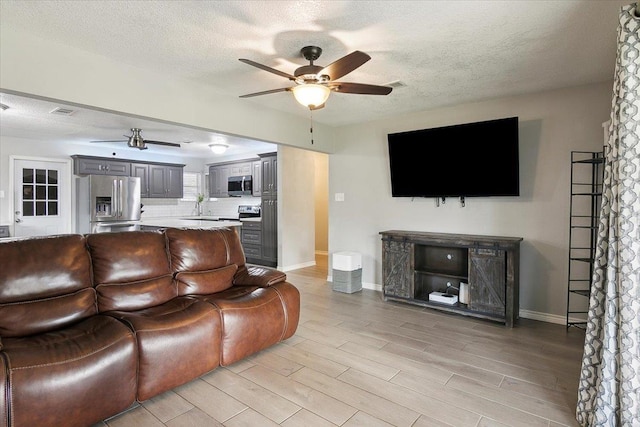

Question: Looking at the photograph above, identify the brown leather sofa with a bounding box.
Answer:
[0,228,300,427]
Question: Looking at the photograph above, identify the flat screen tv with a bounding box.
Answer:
[387,117,519,198]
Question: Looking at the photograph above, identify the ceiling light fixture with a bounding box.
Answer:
[209,143,229,154]
[291,84,331,109]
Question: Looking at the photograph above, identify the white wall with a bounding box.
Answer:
[314,152,329,254]
[329,82,612,321]
[279,145,317,271]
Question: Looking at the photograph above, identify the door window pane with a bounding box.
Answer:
[48,186,58,199]
[23,185,34,200]
[48,170,58,184]
[48,202,58,216]
[23,168,34,183]
[36,185,46,200]
[36,169,46,184]
[36,201,46,216]
[23,201,34,216]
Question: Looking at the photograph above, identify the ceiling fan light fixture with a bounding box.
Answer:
[209,143,229,154]
[292,84,331,109]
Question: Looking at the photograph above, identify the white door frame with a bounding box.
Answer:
[9,155,74,236]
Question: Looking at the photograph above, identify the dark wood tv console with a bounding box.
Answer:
[380,230,522,327]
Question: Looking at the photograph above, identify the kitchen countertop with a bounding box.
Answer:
[140,217,242,229]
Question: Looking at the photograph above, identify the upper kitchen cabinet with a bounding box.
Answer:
[72,155,130,176]
[73,156,184,198]
[260,153,277,197]
[252,160,262,197]
[209,164,230,198]
[131,163,149,197]
[229,162,252,176]
[208,158,262,198]
[148,164,183,198]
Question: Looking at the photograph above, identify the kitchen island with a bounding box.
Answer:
[139,217,242,230]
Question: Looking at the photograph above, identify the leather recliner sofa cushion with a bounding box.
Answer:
[87,231,221,401]
[1,315,137,427]
[0,235,96,336]
[165,228,299,365]
[0,235,138,426]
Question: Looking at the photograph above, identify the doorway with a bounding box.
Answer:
[11,157,72,237]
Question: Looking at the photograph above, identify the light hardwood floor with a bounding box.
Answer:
[99,255,585,426]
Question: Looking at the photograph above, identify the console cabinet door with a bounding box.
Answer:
[468,248,506,315]
[382,240,413,299]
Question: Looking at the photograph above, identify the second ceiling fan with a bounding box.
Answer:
[239,46,392,110]
[91,128,181,150]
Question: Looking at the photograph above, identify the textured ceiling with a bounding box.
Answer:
[0,0,631,152]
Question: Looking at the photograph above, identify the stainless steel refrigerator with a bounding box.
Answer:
[76,175,142,233]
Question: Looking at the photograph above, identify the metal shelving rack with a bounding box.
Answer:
[566,150,604,329]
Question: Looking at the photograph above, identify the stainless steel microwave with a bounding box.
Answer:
[228,175,252,196]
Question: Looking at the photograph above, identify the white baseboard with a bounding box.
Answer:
[282,260,316,272]
[519,309,584,326]
[315,250,328,256]
[323,279,572,325]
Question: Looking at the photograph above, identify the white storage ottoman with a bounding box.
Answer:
[332,251,362,294]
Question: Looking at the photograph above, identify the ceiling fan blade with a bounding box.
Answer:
[145,140,181,148]
[319,51,371,81]
[239,87,291,98]
[90,139,128,143]
[239,59,296,81]
[329,82,392,95]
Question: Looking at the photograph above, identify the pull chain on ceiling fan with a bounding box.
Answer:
[238,46,393,110]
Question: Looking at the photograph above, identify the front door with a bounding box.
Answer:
[13,158,71,237]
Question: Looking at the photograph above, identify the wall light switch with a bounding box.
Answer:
[335,193,345,202]
[0,190,4,198]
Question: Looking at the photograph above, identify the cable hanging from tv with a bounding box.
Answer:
[434,196,465,207]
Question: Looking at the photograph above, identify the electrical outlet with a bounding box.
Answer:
[335,193,345,202]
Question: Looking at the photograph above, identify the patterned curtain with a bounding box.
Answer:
[576,3,640,426]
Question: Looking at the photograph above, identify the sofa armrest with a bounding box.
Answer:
[233,266,286,287]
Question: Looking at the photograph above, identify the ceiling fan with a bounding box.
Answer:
[239,46,392,110]
[91,128,181,150]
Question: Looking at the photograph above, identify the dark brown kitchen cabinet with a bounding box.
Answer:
[131,163,150,197]
[259,153,278,267]
[149,165,183,198]
[72,156,130,176]
[132,163,183,198]
[208,164,230,198]
[380,230,522,327]
[73,156,185,199]
[240,221,262,264]
[260,154,277,197]
[251,161,262,197]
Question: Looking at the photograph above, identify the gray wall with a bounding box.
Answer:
[328,82,611,322]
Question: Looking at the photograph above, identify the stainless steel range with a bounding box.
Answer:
[238,205,261,219]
